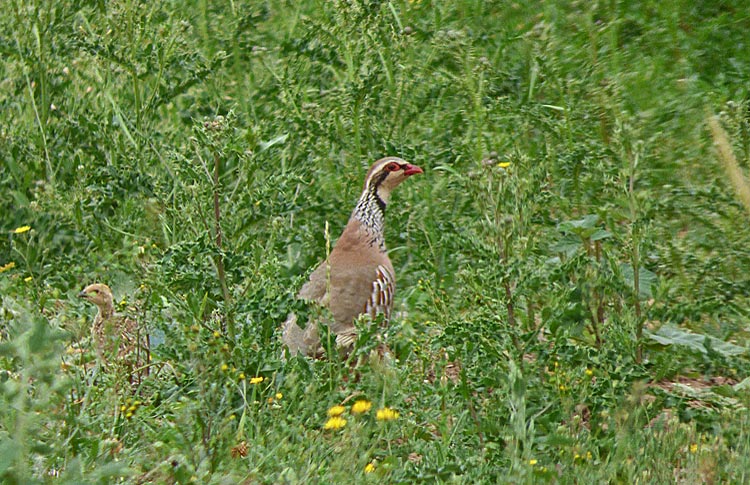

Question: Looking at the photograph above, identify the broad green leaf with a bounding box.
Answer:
[550,234,582,258]
[647,325,747,357]
[0,436,21,475]
[558,214,599,234]
[590,228,613,241]
[620,263,657,299]
[734,377,750,392]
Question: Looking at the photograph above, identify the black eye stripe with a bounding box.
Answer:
[373,170,389,187]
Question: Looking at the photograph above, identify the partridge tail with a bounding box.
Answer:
[281,313,321,357]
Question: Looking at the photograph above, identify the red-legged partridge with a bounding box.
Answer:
[282,157,423,356]
[78,283,149,386]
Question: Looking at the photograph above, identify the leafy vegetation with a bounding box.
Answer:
[2,0,750,482]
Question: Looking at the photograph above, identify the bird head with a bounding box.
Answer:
[364,157,423,204]
[78,283,114,310]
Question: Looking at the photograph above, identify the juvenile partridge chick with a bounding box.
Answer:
[282,157,423,356]
[78,283,149,386]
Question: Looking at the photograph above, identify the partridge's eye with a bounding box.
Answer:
[386,162,401,172]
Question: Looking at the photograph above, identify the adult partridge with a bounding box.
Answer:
[78,283,149,386]
[282,156,423,356]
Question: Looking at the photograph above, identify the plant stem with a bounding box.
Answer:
[632,229,642,363]
[213,152,233,339]
[627,146,643,363]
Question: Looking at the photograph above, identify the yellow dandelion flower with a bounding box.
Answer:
[249,376,264,384]
[275,392,283,400]
[558,384,567,391]
[528,459,538,465]
[213,330,221,338]
[327,405,346,417]
[497,162,511,169]
[323,416,347,430]
[221,364,229,371]
[0,262,16,273]
[125,412,133,419]
[229,414,236,420]
[351,399,372,414]
[128,405,136,412]
[238,373,246,380]
[376,407,399,421]
[13,226,31,234]
[120,405,126,412]
[585,368,594,376]
[364,462,375,473]
[24,276,33,282]
[689,443,698,453]
[586,451,592,460]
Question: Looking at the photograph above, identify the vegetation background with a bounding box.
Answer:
[2,0,750,482]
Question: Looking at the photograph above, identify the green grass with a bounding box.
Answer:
[2,0,750,482]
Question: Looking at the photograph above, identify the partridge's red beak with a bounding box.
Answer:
[403,164,423,176]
